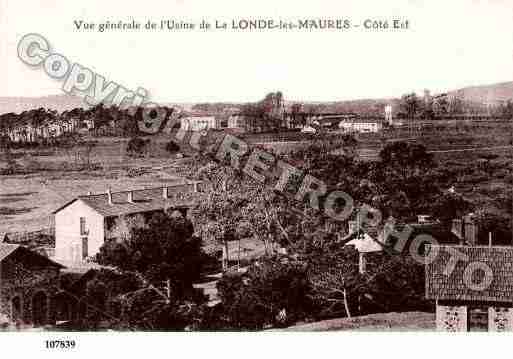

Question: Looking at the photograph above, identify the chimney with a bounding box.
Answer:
[348,221,358,235]
[127,191,134,203]
[464,214,478,246]
[162,187,168,199]
[451,218,464,244]
[106,188,113,205]
[465,222,478,246]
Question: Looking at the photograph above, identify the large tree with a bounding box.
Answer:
[97,212,207,296]
[399,92,422,120]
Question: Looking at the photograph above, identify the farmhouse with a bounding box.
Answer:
[343,221,384,274]
[53,183,202,264]
[3,117,79,143]
[344,221,384,253]
[283,112,358,130]
[226,114,250,132]
[179,110,251,133]
[181,114,218,131]
[338,117,384,133]
[0,244,65,326]
[426,245,513,332]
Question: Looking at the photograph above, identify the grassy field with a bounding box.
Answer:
[0,136,191,234]
[281,311,435,331]
[2,125,512,234]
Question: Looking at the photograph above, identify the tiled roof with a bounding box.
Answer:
[0,243,64,268]
[339,118,385,124]
[426,245,513,302]
[0,243,19,261]
[0,232,9,242]
[54,184,204,217]
[384,223,460,247]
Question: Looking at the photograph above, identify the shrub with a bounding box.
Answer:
[216,257,312,329]
[96,213,209,297]
[165,140,180,153]
[126,137,150,156]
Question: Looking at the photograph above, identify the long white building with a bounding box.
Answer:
[53,184,201,264]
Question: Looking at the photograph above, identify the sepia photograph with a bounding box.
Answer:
[0,0,513,356]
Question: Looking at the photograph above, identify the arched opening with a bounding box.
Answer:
[11,295,22,322]
[32,291,48,326]
[53,291,74,323]
[75,299,88,323]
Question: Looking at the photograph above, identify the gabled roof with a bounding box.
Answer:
[426,245,513,303]
[384,222,461,247]
[0,243,65,268]
[345,232,384,253]
[0,232,9,243]
[53,186,202,217]
[0,244,18,261]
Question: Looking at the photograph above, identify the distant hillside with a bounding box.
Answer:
[0,94,85,115]
[447,81,513,105]
[291,98,399,115]
[1,81,511,116]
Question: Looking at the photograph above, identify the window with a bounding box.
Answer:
[82,237,88,259]
[468,306,488,332]
[80,217,87,235]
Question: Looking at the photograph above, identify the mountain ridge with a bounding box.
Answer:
[1,81,512,115]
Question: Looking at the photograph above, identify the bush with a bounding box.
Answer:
[215,257,312,329]
[96,213,210,297]
[165,140,180,153]
[126,137,150,156]
[118,290,206,330]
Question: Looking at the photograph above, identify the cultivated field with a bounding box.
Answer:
[0,136,191,234]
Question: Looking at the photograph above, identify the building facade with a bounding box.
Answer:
[0,244,64,327]
[426,245,513,332]
[180,115,218,131]
[53,184,202,264]
[338,119,383,133]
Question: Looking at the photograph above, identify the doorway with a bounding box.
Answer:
[32,291,48,326]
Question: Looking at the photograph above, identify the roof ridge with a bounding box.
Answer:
[78,183,201,198]
[0,243,20,248]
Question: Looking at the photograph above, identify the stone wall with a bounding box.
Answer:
[436,305,467,331]
[437,304,513,332]
[0,259,60,326]
[488,307,513,332]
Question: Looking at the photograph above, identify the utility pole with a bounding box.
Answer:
[356,210,366,275]
[237,238,241,271]
[359,252,367,275]
[356,210,366,315]
[165,279,171,304]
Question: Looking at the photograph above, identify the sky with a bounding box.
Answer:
[1,0,512,103]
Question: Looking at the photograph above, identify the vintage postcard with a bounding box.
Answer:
[0,0,513,356]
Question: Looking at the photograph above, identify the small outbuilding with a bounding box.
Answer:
[0,244,65,327]
[426,245,513,332]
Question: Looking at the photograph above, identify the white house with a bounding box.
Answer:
[180,115,217,131]
[227,114,249,132]
[344,221,384,253]
[338,119,383,133]
[300,125,317,134]
[53,184,201,264]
